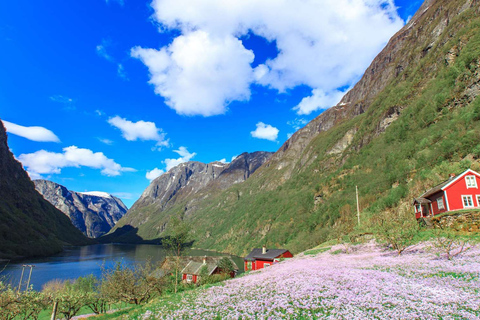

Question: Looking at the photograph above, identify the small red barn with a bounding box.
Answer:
[244,246,293,271]
[414,169,480,219]
[181,256,238,284]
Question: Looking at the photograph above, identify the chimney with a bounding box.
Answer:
[262,245,267,254]
[203,255,207,264]
[449,173,456,179]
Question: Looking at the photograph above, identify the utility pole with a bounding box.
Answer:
[25,265,35,291]
[17,265,26,293]
[356,185,360,226]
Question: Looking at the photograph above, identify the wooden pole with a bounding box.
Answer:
[356,186,360,226]
[51,301,58,320]
[26,265,35,290]
[17,265,26,293]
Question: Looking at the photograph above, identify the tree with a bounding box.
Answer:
[17,289,50,320]
[162,216,192,293]
[0,282,20,320]
[374,203,419,255]
[75,275,108,314]
[43,279,89,320]
[432,228,472,260]
[100,261,162,305]
[218,257,235,275]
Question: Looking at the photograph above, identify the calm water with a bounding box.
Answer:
[0,244,243,291]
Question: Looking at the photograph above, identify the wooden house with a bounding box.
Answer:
[414,169,480,218]
[181,256,238,284]
[244,246,293,271]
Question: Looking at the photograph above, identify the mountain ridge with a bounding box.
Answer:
[34,180,127,238]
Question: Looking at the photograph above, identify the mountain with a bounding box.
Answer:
[0,120,89,259]
[34,180,127,238]
[108,151,273,242]
[112,0,480,255]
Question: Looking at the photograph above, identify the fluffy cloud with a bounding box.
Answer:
[2,120,60,142]
[251,122,279,142]
[18,146,135,178]
[164,146,196,171]
[293,89,347,115]
[134,0,403,116]
[108,116,169,150]
[131,31,254,116]
[146,167,165,181]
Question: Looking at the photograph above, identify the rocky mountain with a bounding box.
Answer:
[109,151,273,241]
[0,120,89,259]
[34,180,127,238]
[110,0,480,256]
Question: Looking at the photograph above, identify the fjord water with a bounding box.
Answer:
[0,244,243,291]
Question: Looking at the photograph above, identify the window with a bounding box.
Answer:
[437,197,445,210]
[477,195,480,207]
[264,263,271,267]
[416,204,421,212]
[186,274,193,282]
[465,175,477,188]
[462,195,474,208]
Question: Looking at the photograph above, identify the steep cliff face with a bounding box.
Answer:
[34,180,127,238]
[110,151,273,240]
[0,120,88,259]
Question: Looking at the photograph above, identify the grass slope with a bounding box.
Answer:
[117,0,480,256]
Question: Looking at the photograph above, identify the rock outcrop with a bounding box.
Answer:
[34,180,127,238]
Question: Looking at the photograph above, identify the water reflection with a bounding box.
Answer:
[0,244,242,291]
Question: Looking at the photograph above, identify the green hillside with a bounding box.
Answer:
[109,0,480,256]
[0,121,90,260]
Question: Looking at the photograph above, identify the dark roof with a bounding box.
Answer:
[417,177,454,199]
[181,261,217,276]
[245,248,289,261]
[413,197,431,205]
[160,256,238,277]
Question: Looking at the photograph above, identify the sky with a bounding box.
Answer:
[0,0,423,208]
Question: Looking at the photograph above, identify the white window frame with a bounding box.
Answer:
[477,195,480,207]
[415,204,421,212]
[264,263,271,267]
[462,195,474,208]
[437,197,445,210]
[465,175,478,189]
[186,274,193,283]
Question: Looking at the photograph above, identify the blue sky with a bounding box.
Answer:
[0,0,423,207]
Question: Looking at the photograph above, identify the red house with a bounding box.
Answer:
[414,169,480,219]
[244,246,293,271]
[181,256,238,284]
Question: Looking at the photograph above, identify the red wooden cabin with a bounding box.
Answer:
[414,169,480,219]
[244,246,293,271]
[181,256,238,284]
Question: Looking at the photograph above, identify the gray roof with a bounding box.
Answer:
[413,197,432,205]
[181,261,218,276]
[245,248,288,261]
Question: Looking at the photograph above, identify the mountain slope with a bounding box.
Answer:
[113,0,480,255]
[34,180,127,238]
[109,151,273,241]
[0,120,89,259]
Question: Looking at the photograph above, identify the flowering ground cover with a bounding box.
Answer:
[135,242,480,319]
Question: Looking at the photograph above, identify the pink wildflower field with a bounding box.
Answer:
[143,242,480,319]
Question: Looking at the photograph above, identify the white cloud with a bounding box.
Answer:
[50,95,75,110]
[133,0,403,116]
[17,146,135,178]
[146,167,165,181]
[108,116,169,150]
[216,158,227,164]
[131,31,254,116]
[2,120,60,142]
[117,64,128,80]
[164,146,196,171]
[231,155,239,162]
[251,122,279,142]
[98,138,114,145]
[293,88,346,115]
[287,118,308,131]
